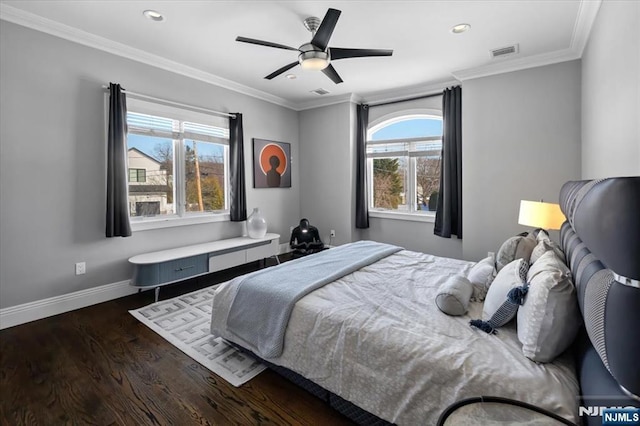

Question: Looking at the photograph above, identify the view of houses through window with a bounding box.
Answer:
[126,110,229,219]
[367,115,442,215]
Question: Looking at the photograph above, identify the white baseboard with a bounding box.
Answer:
[0,280,138,330]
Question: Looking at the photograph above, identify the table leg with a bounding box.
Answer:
[155,286,160,302]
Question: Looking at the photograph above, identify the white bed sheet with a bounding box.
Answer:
[210,249,579,425]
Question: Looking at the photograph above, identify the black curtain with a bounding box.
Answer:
[229,112,247,222]
[105,83,132,238]
[355,104,370,229]
[434,86,462,239]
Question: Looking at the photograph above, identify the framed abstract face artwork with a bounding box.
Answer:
[252,139,291,188]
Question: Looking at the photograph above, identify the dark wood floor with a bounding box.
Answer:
[0,257,355,426]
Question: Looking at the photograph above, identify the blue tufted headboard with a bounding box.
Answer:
[559,177,640,425]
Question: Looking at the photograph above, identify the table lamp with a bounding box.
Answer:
[518,200,566,230]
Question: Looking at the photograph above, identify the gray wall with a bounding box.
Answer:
[0,19,588,310]
[0,22,300,308]
[581,0,640,178]
[298,102,355,246]
[462,60,582,261]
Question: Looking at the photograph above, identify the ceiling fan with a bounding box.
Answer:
[236,8,393,84]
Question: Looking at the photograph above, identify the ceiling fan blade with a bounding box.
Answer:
[311,8,341,51]
[236,36,299,51]
[265,61,300,80]
[321,64,343,84]
[330,47,393,60]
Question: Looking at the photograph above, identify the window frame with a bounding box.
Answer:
[115,95,231,231]
[366,110,442,223]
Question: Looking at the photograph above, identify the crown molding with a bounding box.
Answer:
[451,0,601,81]
[451,47,581,81]
[293,79,461,111]
[360,79,460,105]
[570,0,602,56]
[0,4,297,110]
[294,92,362,111]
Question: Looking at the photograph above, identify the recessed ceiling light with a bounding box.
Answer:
[451,23,471,34]
[143,10,164,22]
[285,74,297,80]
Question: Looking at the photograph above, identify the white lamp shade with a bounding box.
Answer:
[518,200,566,230]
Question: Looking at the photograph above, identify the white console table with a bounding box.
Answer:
[129,233,280,301]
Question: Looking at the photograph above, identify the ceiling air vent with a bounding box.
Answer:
[311,88,330,96]
[490,44,519,59]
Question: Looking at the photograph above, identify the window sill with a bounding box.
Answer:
[131,213,230,232]
[369,210,436,223]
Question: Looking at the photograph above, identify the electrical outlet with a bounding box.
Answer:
[330,229,336,237]
[75,262,86,275]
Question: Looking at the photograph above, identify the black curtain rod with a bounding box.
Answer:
[366,91,443,108]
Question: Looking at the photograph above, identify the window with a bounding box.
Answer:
[125,102,229,224]
[128,168,146,182]
[367,114,442,218]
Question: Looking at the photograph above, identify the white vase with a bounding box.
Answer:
[247,208,267,239]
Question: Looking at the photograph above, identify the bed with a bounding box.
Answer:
[210,177,639,425]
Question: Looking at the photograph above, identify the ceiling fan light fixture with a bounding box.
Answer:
[298,51,330,70]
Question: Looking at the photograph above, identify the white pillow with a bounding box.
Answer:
[435,275,473,316]
[517,250,580,362]
[482,258,529,322]
[496,235,537,271]
[467,255,496,301]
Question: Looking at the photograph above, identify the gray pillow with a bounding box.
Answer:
[517,250,580,362]
[530,232,566,264]
[496,235,537,271]
[436,275,473,316]
[530,239,566,264]
[467,255,496,301]
[482,258,529,321]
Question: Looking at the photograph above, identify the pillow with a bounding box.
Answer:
[470,259,529,334]
[517,250,580,362]
[436,275,473,316]
[496,235,537,271]
[530,238,566,265]
[467,255,496,301]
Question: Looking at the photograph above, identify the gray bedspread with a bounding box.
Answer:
[226,240,402,358]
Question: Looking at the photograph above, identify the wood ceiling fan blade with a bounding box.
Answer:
[330,47,394,60]
[236,36,299,51]
[311,8,341,51]
[265,62,300,80]
[321,64,343,84]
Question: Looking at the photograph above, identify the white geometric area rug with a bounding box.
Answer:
[129,285,266,387]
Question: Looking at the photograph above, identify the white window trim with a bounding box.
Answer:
[366,110,442,222]
[369,210,436,223]
[111,95,231,231]
[131,212,231,232]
